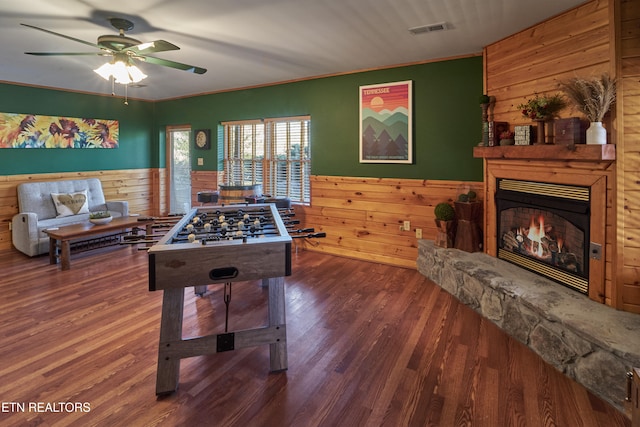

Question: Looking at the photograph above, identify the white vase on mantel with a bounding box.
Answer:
[586,121,607,145]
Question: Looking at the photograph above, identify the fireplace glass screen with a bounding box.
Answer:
[496,179,590,294]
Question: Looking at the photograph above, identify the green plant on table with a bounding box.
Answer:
[90,211,111,219]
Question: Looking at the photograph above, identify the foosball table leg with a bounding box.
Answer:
[267,276,288,371]
[155,287,185,395]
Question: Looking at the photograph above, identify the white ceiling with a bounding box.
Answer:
[0,0,587,101]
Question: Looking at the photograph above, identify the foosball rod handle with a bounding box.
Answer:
[292,232,326,239]
[289,228,315,233]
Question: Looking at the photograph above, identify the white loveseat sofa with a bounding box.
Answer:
[12,178,129,256]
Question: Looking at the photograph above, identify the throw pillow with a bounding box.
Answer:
[51,190,89,217]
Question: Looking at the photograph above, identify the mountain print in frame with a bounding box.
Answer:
[359,80,412,163]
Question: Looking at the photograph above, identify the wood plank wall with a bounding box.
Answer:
[618,0,640,313]
[486,1,612,131]
[153,168,166,217]
[190,171,220,208]
[297,176,483,269]
[484,0,640,313]
[0,169,158,254]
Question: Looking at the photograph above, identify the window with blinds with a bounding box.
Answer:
[223,116,310,204]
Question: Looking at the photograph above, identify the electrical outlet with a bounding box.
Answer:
[416,228,422,239]
[403,220,411,231]
[197,158,204,166]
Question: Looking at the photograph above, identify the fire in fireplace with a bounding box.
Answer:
[495,179,590,294]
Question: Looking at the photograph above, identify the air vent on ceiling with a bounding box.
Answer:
[409,22,449,35]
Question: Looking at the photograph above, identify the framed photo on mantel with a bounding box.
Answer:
[359,80,412,164]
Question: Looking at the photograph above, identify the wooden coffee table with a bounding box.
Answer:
[44,216,154,270]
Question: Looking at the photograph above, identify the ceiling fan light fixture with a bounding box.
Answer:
[94,62,115,80]
[93,60,147,85]
[125,64,147,83]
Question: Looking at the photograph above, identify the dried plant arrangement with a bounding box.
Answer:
[560,74,616,122]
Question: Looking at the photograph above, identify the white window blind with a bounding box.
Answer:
[223,120,264,187]
[223,116,310,204]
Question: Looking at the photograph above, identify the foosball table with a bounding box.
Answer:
[148,204,292,395]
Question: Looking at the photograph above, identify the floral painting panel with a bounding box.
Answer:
[0,112,119,148]
[359,80,412,163]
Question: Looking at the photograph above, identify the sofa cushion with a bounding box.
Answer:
[51,190,90,217]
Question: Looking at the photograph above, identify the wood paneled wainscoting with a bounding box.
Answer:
[0,169,161,254]
[298,175,483,269]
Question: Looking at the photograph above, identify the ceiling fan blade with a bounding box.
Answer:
[21,23,105,51]
[25,52,110,56]
[138,55,207,74]
[124,40,180,55]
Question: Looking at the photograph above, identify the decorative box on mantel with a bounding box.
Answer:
[488,121,509,146]
[554,117,588,146]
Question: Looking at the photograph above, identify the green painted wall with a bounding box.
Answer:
[0,55,483,181]
[0,83,156,175]
[155,56,484,181]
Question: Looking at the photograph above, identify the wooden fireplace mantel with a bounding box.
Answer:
[473,144,615,162]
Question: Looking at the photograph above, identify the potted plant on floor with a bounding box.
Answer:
[434,202,456,248]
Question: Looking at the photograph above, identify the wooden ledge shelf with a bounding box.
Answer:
[473,144,616,162]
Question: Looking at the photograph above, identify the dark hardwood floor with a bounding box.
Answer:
[0,245,630,426]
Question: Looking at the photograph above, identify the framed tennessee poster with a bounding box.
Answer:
[359,80,412,163]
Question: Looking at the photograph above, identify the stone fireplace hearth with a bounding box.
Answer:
[417,240,640,416]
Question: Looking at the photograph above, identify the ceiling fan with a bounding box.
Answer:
[21,17,207,84]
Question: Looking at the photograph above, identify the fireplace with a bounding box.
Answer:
[473,145,613,305]
[495,179,591,294]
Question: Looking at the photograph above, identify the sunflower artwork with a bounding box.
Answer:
[0,112,119,148]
